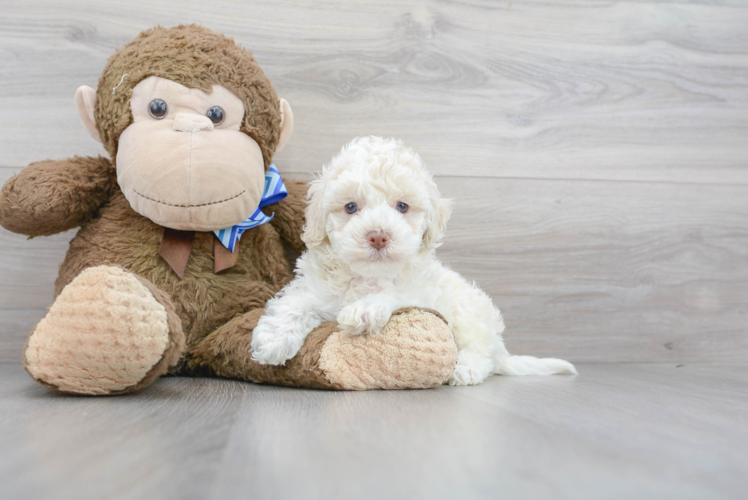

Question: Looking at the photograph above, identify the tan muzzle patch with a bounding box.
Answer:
[117,122,265,231]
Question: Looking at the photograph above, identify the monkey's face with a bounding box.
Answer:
[109,76,265,231]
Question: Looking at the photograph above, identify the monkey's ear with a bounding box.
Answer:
[74,85,102,143]
[275,98,294,154]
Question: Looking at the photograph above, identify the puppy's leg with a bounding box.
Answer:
[250,284,323,366]
[444,270,538,385]
[337,293,404,336]
[445,277,503,386]
[448,349,496,386]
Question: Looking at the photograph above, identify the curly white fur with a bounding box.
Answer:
[251,136,577,385]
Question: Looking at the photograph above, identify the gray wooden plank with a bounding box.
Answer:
[0,226,73,310]
[436,176,748,364]
[0,0,746,183]
[0,309,44,364]
[0,364,247,500]
[4,363,744,500]
[2,168,746,363]
[212,364,748,500]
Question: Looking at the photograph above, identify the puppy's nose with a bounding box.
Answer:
[367,231,389,250]
[173,113,214,132]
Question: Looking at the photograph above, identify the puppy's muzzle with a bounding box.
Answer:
[366,231,389,250]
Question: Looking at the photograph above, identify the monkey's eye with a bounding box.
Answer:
[206,106,225,125]
[345,202,358,214]
[396,202,409,213]
[148,99,168,119]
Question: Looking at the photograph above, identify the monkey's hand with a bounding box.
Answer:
[263,178,307,254]
[0,156,116,237]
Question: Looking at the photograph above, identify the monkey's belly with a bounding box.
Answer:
[54,190,292,346]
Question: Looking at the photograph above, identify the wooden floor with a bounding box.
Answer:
[1,2,746,499]
[0,363,745,500]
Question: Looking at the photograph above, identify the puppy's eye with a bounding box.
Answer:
[206,106,225,125]
[148,99,168,119]
[396,202,409,213]
[345,202,358,214]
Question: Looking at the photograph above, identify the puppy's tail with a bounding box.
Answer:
[494,355,577,376]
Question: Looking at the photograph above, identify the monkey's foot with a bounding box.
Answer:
[24,265,185,395]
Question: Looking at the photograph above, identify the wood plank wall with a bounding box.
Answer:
[1,0,746,363]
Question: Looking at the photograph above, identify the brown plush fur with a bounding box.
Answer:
[186,307,457,390]
[0,25,304,392]
[0,156,116,237]
[96,25,282,169]
[53,181,304,349]
[186,308,340,389]
[1,156,306,352]
[0,25,458,394]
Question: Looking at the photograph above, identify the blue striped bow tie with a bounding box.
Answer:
[213,163,288,252]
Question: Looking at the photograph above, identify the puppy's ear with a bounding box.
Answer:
[302,178,328,248]
[422,188,452,252]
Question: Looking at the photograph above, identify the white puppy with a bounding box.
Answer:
[251,136,576,385]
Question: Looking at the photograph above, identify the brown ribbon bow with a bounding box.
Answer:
[159,228,240,278]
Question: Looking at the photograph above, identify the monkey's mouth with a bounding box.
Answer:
[131,189,247,208]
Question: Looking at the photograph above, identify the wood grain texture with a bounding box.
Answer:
[0,0,746,182]
[2,167,746,363]
[0,310,45,363]
[0,363,746,500]
[1,0,747,364]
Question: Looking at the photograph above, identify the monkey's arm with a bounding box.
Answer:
[264,178,307,253]
[0,156,117,237]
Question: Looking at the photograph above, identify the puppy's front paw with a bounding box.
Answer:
[250,323,304,366]
[337,301,392,336]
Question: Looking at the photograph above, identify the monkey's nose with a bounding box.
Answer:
[173,113,214,132]
[366,231,389,250]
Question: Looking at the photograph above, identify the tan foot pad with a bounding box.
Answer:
[24,266,171,395]
[319,308,458,390]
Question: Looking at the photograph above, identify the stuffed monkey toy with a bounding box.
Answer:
[0,26,456,395]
